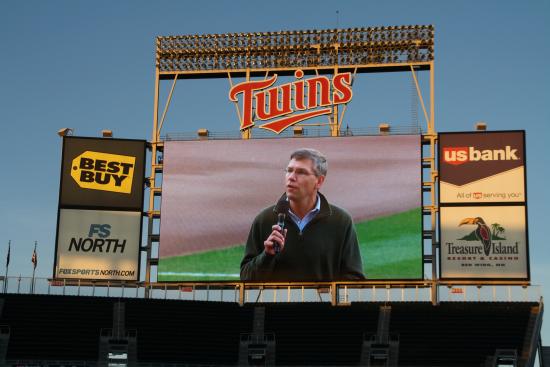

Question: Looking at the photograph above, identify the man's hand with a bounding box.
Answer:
[264,224,287,255]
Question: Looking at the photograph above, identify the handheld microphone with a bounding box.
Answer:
[274,199,290,254]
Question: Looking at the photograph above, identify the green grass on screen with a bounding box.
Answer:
[158,208,422,281]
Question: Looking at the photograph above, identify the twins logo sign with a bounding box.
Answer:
[229,69,353,134]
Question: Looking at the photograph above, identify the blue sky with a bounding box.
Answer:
[1,0,549,335]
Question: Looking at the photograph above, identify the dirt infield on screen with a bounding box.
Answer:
[158,208,422,281]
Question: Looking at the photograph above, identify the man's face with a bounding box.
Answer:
[285,158,325,202]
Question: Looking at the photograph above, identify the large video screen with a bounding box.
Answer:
[158,135,422,281]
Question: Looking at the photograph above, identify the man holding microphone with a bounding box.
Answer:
[240,148,365,281]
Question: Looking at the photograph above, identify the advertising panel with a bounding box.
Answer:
[229,69,353,133]
[54,209,141,280]
[59,137,147,210]
[158,135,422,281]
[439,131,525,204]
[440,206,529,279]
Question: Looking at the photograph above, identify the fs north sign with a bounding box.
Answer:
[55,209,141,280]
[439,131,525,204]
[59,137,146,210]
[229,70,353,134]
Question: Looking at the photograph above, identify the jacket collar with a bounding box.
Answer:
[274,192,332,218]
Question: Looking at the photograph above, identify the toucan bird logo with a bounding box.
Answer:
[459,217,492,256]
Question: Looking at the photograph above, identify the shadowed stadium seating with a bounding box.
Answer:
[125,298,253,364]
[0,294,541,366]
[391,302,537,366]
[0,294,113,360]
[263,302,380,365]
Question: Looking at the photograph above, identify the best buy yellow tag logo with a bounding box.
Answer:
[71,151,136,194]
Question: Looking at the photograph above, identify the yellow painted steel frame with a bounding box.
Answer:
[143,28,528,305]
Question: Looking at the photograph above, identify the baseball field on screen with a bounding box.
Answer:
[157,207,422,281]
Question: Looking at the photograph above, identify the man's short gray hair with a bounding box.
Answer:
[290,148,327,177]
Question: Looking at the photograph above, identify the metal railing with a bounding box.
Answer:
[3,361,249,367]
[0,276,542,305]
[162,124,423,141]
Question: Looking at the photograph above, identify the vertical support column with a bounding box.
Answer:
[145,45,161,290]
[242,128,252,139]
[331,66,339,137]
[418,60,438,306]
[429,61,435,135]
[241,69,252,140]
[428,61,438,306]
[331,283,337,306]
[239,283,245,306]
[332,105,339,137]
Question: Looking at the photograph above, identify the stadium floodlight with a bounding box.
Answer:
[197,128,209,140]
[57,128,74,137]
[156,25,435,74]
[293,126,304,136]
[379,123,390,134]
[475,121,487,131]
[101,129,113,138]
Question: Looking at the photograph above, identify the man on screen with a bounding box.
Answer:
[240,148,365,281]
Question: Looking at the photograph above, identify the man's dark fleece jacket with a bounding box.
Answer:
[240,193,365,281]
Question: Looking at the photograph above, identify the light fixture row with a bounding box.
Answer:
[157,26,433,72]
[158,48,433,71]
[157,25,434,52]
